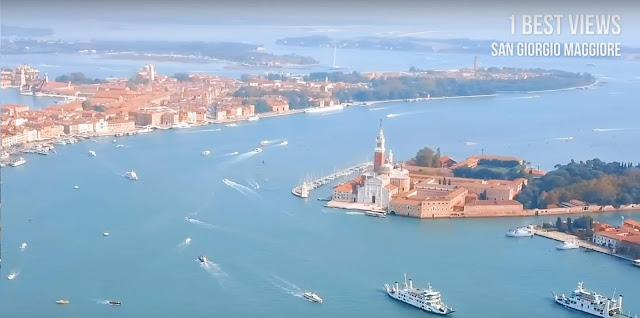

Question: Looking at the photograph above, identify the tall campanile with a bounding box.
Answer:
[373,120,385,172]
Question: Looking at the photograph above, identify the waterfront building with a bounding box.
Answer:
[593,219,640,250]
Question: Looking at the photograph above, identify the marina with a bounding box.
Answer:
[534,230,634,260]
[291,162,372,198]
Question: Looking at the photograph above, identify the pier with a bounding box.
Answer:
[534,229,633,261]
[292,162,373,198]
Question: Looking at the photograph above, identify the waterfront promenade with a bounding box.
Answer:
[534,229,633,261]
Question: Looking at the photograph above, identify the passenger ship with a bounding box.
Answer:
[384,274,455,315]
[553,282,634,318]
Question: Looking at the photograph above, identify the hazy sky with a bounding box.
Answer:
[2,0,639,44]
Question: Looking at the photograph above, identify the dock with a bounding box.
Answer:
[292,162,373,198]
[534,229,633,261]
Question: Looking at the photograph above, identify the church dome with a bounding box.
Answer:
[378,163,394,174]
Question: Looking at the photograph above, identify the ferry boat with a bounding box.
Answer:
[247,115,259,121]
[88,151,97,156]
[632,259,640,268]
[556,240,580,250]
[198,255,208,263]
[125,171,138,180]
[305,104,344,113]
[505,225,535,237]
[303,292,323,303]
[56,300,70,305]
[365,211,387,218]
[553,282,633,317]
[108,301,121,306]
[384,274,455,315]
[10,157,27,167]
[201,150,211,156]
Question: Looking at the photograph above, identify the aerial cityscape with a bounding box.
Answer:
[1,0,640,317]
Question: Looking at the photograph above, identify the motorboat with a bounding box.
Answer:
[505,225,535,237]
[247,115,259,121]
[279,141,288,146]
[365,211,387,218]
[632,259,640,268]
[138,126,154,133]
[557,240,580,250]
[225,123,237,127]
[254,148,262,153]
[56,300,70,305]
[36,150,49,155]
[7,273,16,280]
[108,301,121,306]
[231,151,239,155]
[171,122,191,129]
[260,140,270,145]
[125,171,138,180]
[112,139,117,143]
[103,232,110,236]
[115,144,125,148]
[54,140,67,145]
[198,255,208,263]
[20,242,27,250]
[201,150,211,156]
[10,157,27,167]
[88,151,97,156]
[185,237,191,244]
[303,292,323,303]
[74,185,79,189]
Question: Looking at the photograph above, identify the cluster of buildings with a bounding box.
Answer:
[1,64,41,89]
[329,123,530,218]
[593,218,640,255]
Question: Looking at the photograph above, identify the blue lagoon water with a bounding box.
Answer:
[1,50,640,317]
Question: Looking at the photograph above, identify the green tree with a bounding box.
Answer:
[567,217,573,232]
[254,99,270,113]
[82,99,92,111]
[415,147,436,167]
[173,72,192,82]
[556,217,562,229]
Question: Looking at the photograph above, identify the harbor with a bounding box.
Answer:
[291,162,373,198]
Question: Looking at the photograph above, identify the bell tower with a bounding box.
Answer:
[373,120,385,171]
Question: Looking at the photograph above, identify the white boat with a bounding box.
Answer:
[231,151,239,155]
[108,301,121,306]
[557,240,580,250]
[260,140,270,145]
[222,178,232,186]
[10,157,26,167]
[185,237,191,244]
[103,232,110,236]
[254,148,262,153]
[20,242,27,250]
[365,211,387,218]
[138,126,154,133]
[384,274,455,315]
[115,144,125,148]
[465,141,477,146]
[303,292,323,303]
[56,300,70,305]
[54,140,67,145]
[7,273,16,280]
[505,225,535,237]
[112,139,117,143]
[247,115,259,121]
[201,150,211,156]
[279,141,288,146]
[171,122,191,129]
[632,259,640,268]
[305,104,344,113]
[198,255,208,263]
[553,282,633,317]
[73,185,79,189]
[225,123,238,127]
[36,150,49,155]
[88,151,97,156]
[125,171,138,180]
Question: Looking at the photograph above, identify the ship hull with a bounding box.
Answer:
[384,286,453,315]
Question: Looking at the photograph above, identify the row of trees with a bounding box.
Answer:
[55,72,106,84]
[555,215,594,237]
[477,159,521,168]
[453,166,526,181]
[515,159,640,209]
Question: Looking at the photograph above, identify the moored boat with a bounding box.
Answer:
[247,115,259,121]
[305,104,344,113]
[632,259,640,268]
[556,240,580,250]
[56,300,70,305]
[10,157,26,167]
[505,225,535,237]
[365,211,387,218]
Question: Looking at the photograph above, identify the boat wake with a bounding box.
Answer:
[267,275,305,299]
[222,179,260,198]
[246,179,260,190]
[593,128,627,132]
[185,217,218,229]
[554,137,574,141]
[200,259,228,278]
[176,237,192,249]
[38,64,62,68]
[346,211,365,215]
[465,141,477,146]
[509,95,540,100]
[386,111,426,118]
[369,107,388,111]
[92,299,111,305]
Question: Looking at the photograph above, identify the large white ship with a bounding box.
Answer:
[305,104,344,113]
[553,282,634,318]
[384,274,455,315]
